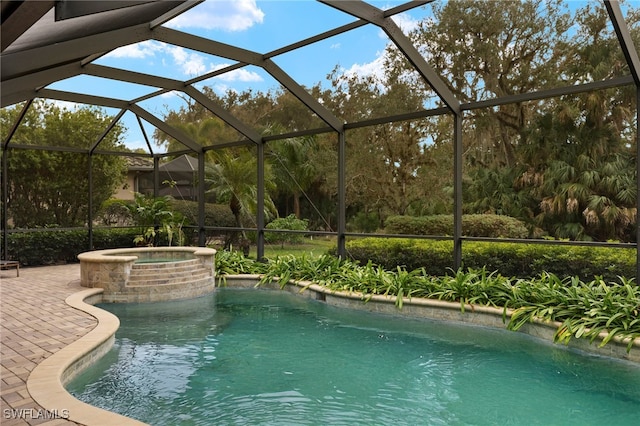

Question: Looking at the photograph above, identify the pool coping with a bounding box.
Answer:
[28,273,639,426]
[27,288,147,426]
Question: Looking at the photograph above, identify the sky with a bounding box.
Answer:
[40,0,636,152]
[45,0,431,151]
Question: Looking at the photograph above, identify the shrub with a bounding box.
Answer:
[5,227,141,266]
[97,198,132,226]
[93,228,143,249]
[170,199,239,246]
[265,214,309,245]
[341,238,636,282]
[170,200,236,228]
[385,214,529,238]
[347,211,381,233]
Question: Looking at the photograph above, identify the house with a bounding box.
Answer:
[114,157,153,200]
[116,155,201,201]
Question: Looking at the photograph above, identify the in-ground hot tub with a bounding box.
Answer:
[78,247,216,303]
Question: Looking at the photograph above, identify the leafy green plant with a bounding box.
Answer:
[127,193,184,246]
[214,249,268,276]
[265,214,309,247]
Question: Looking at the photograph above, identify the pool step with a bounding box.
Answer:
[132,258,201,270]
[127,260,213,287]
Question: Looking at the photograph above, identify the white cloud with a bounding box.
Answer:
[209,64,263,82]
[343,52,386,82]
[159,90,181,99]
[391,13,421,34]
[105,40,163,59]
[167,46,207,75]
[166,0,265,31]
[330,43,341,50]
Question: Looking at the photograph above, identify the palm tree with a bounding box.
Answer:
[267,134,319,218]
[205,148,277,247]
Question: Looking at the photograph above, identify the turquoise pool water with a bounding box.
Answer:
[67,289,640,425]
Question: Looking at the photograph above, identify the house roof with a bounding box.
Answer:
[125,156,153,171]
[159,154,198,173]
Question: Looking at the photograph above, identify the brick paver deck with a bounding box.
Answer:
[1,264,94,426]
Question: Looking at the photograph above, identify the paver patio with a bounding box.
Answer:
[1,264,93,426]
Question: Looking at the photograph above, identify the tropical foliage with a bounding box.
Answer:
[127,193,184,246]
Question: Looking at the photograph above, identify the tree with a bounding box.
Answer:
[205,148,277,246]
[267,134,319,219]
[154,86,335,229]
[443,1,639,241]
[324,64,438,219]
[406,0,571,168]
[1,101,127,227]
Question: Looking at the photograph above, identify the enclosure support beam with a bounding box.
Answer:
[637,89,639,282]
[87,154,93,250]
[136,115,155,155]
[1,1,54,52]
[198,151,206,247]
[184,86,262,145]
[1,148,8,261]
[337,131,347,259]
[320,0,460,114]
[129,105,202,153]
[90,109,126,154]
[453,113,463,270]
[262,60,344,132]
[606,0,640,87]
[0,104,37,259]
[3,100,33,151]
[153,156,160,199]
[1,99,25,256]
[2,23,151,82]
[257,142,266,261]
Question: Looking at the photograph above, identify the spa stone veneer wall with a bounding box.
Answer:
[78,247,216,303]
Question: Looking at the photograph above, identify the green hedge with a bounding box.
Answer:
[4,201,235,266]
[385,214,529,238]
[4,228,142,266]
[170,200,236,228]
[342,238,636,281]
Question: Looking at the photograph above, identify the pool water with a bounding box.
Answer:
[67,289,640,425]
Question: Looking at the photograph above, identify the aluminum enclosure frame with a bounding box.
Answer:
[1,0,639,278]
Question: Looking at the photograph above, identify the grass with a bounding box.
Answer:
[253,236,336,259]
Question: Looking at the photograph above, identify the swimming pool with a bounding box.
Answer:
[67,289,640,425]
